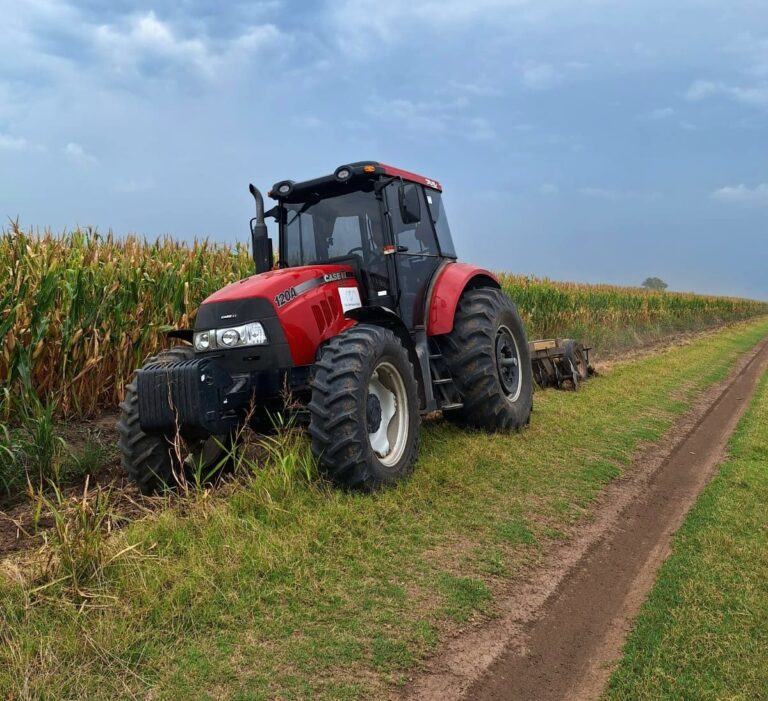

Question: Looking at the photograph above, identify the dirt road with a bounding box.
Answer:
[404,336,768,701]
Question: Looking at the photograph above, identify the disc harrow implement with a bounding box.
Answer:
[529,338,594,390]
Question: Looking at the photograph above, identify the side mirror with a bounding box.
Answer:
[398,183,421,224]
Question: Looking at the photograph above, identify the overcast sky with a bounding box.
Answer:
[1,1,767,298]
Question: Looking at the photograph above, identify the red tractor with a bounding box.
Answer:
[118,162,533,492]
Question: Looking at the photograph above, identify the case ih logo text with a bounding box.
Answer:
[323,272,346,283]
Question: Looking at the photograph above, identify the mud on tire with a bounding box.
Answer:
[439,287,533,430]
[308,324,420,491]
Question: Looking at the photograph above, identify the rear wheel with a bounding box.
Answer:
[439,287,533,430]
[308,324,420,490]
[117,346,235,494]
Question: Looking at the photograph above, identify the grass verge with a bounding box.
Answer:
[604,351,768,700]
[2,318,768,700]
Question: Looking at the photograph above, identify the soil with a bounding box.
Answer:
[402,335,768,701]
[0,412,136,558]
[0,467,142,558]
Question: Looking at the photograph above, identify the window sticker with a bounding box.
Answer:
[338,286,362,313]
[426,195,433,204]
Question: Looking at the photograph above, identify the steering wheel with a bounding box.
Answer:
[345,246,387,270]
[341,247,390,294]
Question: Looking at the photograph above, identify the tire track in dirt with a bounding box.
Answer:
[402,335,768,701]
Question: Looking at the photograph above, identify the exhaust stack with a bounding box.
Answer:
[249,183,272,274]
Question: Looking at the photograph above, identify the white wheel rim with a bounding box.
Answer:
[367,361,409,467]
[496,325,523,402]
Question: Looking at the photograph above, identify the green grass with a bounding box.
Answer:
[2,319,768,700]
[0,407,115,502]
[604,355,768,700]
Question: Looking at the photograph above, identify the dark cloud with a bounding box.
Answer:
[1,0,767,298]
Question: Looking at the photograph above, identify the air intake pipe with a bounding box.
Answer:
[249,183,273,274]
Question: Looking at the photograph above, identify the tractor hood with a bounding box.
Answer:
[196,264,360,366]
[201,264,356,310]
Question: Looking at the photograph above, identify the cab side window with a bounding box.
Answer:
[385,181,443,328]
[425,190,456,258]
[386,184,439,255]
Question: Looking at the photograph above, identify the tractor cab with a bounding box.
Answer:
[265,162,457,330]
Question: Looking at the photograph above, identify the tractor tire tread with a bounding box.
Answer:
[439,287,533,431]
[308,324,419,490]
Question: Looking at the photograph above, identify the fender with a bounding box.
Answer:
[426,262,500,336]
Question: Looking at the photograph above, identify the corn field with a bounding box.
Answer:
[2,224,766,423]
[498,274,768,350]
[1,224,252,421]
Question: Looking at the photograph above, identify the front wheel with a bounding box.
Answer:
[308,325,420,490]
[439,287,533,430]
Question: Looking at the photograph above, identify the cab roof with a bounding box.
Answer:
[269,161,442,204]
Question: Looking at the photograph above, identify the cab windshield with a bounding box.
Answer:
[280,188,385,268]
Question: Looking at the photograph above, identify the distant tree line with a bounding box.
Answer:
[642,277,668,291]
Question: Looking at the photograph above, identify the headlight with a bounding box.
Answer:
[219,328,240,347]
[244,322,268,345]
[194,322,268,352]
[194,330,211,352]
